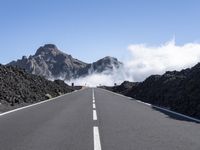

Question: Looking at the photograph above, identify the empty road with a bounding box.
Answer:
[0,88,199,150]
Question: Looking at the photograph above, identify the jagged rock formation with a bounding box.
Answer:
[0,64,80,112]
[77,56,123,76]
[8,44,88,79]
[8,44,123,80]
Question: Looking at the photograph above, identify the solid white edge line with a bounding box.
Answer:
[136,100,152,106]
[136,100,200,123]
[93,126,102,150]
[99,88,200,123]
[0,88,84,117]
[93,103,96,109]
[93,109,97,120]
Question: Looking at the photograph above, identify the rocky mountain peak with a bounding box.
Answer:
[95,56,123,68]
[35,44,61,56]
[8,44,123,80]
[43,44,58,49]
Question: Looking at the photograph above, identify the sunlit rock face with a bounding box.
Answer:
[8,44,123,80]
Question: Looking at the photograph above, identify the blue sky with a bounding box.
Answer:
[1,0,200,64]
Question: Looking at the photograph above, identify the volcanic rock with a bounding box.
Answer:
[0,64,79,112]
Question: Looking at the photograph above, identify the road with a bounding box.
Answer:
[0,88,199,150]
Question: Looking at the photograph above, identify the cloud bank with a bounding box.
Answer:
[67,39,200,87]
[125,39,200,81]
[67,68,131,87]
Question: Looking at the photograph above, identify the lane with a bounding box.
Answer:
[94,88,200,150]
[92,88,102,150]
[1,87,200,150]
[0,88,94,150]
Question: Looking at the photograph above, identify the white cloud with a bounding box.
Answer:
[125,39,200,81]
[66,67,130,87]
[66,39,200,86]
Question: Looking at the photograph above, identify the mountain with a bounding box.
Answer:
[77,56,123,76]
[8,44,123,80]
[0,64,80,112]
[101,63,200,119]
[8,44,88,79]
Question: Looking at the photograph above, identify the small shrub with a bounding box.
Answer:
[45,94,52,99]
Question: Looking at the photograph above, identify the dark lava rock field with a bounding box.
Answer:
[101,63,200,120]
[0,64,80,112]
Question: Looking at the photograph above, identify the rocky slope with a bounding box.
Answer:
[100,81,139,95]
[0,64,80,112]
[8,44,123,80]
[101,63,200,119]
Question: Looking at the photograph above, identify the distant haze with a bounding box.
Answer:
[66,39,200,86]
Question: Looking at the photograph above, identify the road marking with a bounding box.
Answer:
[135,100,200,123]
[92,88,95,100]
[93,110,97,120]
[92,88,96,102]
[93,126,102,150]
[0,89,83,117]
[136,100,151,106]
[93,103,96,109]
[92,89,101,150]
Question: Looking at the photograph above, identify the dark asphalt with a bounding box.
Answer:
[0,88,200,150]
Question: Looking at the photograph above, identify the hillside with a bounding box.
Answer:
[101,63,200,119]
[0,64,80,112]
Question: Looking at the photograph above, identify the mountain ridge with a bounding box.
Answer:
[8,44,123,80]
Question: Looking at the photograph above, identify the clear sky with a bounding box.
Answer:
[1,0,200,64]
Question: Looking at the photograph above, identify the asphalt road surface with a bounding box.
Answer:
[0,88,199,150]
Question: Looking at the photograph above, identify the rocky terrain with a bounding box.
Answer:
[8,44,123,80]
[0,64,80,112]
[100,81,139,95]
[101,63,200,119]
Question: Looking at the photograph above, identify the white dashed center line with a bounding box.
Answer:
[93,126,102,150]
[93,103,96,109]
[93,110,97,120]
[92,89,95,100]
[92,88,102,150]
